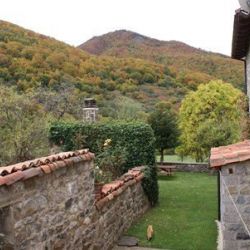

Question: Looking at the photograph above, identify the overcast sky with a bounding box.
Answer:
[0,0,240,55]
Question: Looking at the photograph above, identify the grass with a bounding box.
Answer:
[156,155,207,164]
[127,173,217,250]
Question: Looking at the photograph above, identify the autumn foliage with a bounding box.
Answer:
[0,21,245,112]
[176,80,246,162]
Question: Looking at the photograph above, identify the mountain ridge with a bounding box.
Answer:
[78,29,204,56]
[79,29,243,90]
[79,29,229,57]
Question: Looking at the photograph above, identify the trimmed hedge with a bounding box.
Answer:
[49,121,159,205]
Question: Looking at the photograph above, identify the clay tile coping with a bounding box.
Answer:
[0,149,94,186]
[95,166,146,209]
[210,140,250,169]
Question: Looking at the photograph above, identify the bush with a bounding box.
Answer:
[142,165,159,206]
[49,121,159,205]
[95,139,128,182]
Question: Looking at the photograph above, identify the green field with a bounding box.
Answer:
[156,155,207,164]
[127,173,217,250]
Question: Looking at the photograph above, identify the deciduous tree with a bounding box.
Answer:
[176,80,246,162]
[0,86,50,165]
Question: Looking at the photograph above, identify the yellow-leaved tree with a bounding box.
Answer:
[176,80,247,162]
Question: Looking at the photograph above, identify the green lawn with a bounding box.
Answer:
[156,155,207,164]
[127,173,217,250]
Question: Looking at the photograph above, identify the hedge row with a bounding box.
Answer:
[49,121,159,205]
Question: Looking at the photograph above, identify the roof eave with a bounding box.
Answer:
[232,9,250,60]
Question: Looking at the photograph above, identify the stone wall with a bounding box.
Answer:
[159,162,209,173]
[86,179,149,249]
[0,151,149,250]
[220,161,250,250]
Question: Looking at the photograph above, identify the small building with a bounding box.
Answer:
[210,141,250,250]
[83,98,98,122]
[209,4,250,249]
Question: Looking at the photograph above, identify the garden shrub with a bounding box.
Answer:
[95,139,128,182]
[142,165,159,206]
[49,121,159,205]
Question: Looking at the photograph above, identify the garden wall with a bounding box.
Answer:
[0,150,149,250]
[92,168,149,249]
[159,162,209,173]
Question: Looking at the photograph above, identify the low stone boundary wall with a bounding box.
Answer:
[88,168,149,249]
[0,151,149,250]
[158,162,209,173]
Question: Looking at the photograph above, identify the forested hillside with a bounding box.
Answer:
[0,21,180,113]
[0,21,244,118]
[0,20,245,165]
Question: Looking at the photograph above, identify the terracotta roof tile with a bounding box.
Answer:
[48,163,57,171]
[40,165,52,174]
[95,166,146,210]
[22,168,42,180]
[210,140,250,168]
[5,171,25,185]
[0,149,94,186]
[0,176,6,186]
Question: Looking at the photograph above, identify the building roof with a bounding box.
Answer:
[0,149,94,186]
[232,9,250,60]
[210,140,250,168]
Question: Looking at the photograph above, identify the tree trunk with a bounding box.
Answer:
[160,149,164,164]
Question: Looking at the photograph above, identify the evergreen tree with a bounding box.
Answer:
[148,102,179,163]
